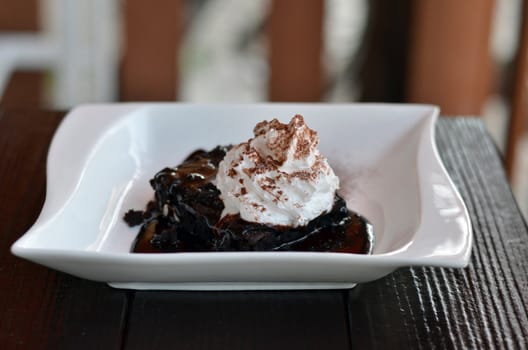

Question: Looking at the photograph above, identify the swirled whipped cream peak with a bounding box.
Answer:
[216,114,340,227]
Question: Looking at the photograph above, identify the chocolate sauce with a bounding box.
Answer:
[125,147,373,254]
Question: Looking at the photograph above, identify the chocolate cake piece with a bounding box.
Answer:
[124,146,372,254]
[125,146,228,252]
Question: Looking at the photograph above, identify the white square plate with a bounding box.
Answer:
[11,103,472,290]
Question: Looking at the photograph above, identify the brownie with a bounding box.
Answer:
[124,146,373,254]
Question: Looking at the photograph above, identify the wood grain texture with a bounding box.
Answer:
[1,111,527,349]
[124,290,350,350]
[0,110,129,350]
[435,119,528,348]
[0,110,64,349]
[346,119,528,349]
[44,277,130,350]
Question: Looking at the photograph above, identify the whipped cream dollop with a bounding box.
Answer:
[216,115,340,227]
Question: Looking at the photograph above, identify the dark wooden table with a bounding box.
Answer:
[1,109,527,349]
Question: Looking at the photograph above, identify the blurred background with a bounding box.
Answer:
[0,0,526,217]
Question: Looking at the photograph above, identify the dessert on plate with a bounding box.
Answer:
[124,115,373,253]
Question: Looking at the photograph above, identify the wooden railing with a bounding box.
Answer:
[1,0,526,180]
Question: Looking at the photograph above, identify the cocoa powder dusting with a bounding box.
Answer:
[222,115,333,216]
[227,168,237,177]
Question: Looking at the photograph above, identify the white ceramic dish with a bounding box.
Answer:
[11,103,472,290]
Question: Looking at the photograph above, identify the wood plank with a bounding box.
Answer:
[435,119,528,347]
[505,0,528,179]
[0,0,39,31]
[124,290,350,350]
[346,119,528,348]
[358,0,412,102]
[45,278,130,350]
[0,110,63,348]
[120,0,184,101]
[0,1,43,109]
[268,0,324,102]
[0,71,45,108]
[406,0,495,115]
[0,110,130,349]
